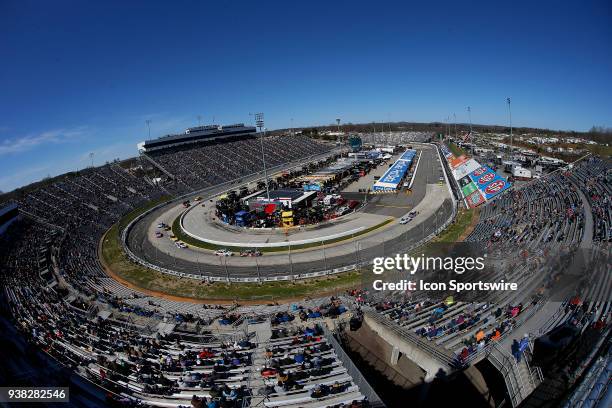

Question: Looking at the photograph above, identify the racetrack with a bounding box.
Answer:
[124,144,456,279]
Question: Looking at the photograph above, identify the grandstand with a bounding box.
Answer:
[0,130,610,408]
[137,124,257,153]
[0,202,19,235]
[142,134,332,193]
[349,152,611,407]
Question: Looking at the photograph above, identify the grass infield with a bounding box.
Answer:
[172,213,394,253]
[100,198,363,302]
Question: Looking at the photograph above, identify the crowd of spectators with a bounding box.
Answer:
[363,155,611,370]
[0,134,369,407]
[258,325,368,406]
[570,156,611,242]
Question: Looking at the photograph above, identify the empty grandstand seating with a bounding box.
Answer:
[145,135,331,192]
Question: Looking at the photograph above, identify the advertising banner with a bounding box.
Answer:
[449,155,468,169]
[474,170,499,187]
[303,183,321,191]
[458,176,472,188]
[481,178,512,200]
[373,148,414,190]
[469,166,494,185]
[462,182,478,197]
[466,190,486,208]
[399,149,417,162]
[452,158,481,180]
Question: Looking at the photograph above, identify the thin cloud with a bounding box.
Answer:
[0,127,87,156]
[78,142,136,166]
[0,164,53,193]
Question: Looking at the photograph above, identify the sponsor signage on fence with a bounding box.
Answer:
[450,155,469,169]
[466,189,486,208]
[452,158,481,180]
[481,178,511,200]
[462,182,478,197]
[467,165,512,200]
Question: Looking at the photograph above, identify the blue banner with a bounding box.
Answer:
[303,183,321,191]
[469,166,495,185]
[481,177,512,199]
[379,159,410,185]
[399,150,416,161]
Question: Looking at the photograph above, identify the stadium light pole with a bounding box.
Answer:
[145,119,152,139]
[507,97,513,157]
[467,107,473,135]
[445,116,450,138]
[454,113,457,138]
[255,113,270,201]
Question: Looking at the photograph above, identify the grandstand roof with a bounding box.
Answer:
[138,123,257,152]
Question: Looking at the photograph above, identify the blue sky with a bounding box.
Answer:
[1,0,611,192]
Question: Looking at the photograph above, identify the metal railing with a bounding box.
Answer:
[322,324,385,407]
[363,308,455,365]
[487,342,526,407]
